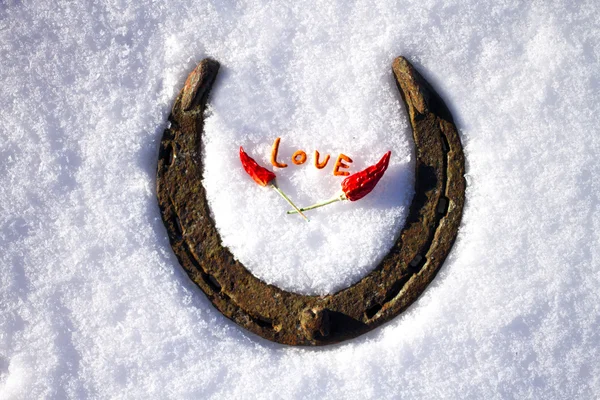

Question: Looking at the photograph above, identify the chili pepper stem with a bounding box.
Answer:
[271,184,310,222]
[286,193,347,214]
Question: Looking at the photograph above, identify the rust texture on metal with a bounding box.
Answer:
[156,57,466,345]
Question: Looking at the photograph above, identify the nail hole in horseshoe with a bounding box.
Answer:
[364,275,411,320]
[409,254,425,272]
[365,303,382,320]
[437,196,449,215]
[206,274,222,292]
[252,315,274,330]
[441,133,450,153]
[327,311,367,335]
[159,142,174,167]
[199,271,222,292]
[167,144,175,166]
[383,275,411,303]
[413,110,427,122]
[167,115,180,131]
[173,215,183,239]
[181,243,222,294]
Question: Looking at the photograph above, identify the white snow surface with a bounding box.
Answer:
[2,0,600,398]
[204,62,412,294]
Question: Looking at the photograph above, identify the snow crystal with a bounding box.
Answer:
[1,0,600,399]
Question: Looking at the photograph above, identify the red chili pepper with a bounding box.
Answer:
[239,146,309,222]
[287,151,392,214]
[341,151,391,201]
[240,146,276,186]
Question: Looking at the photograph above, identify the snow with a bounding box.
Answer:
[1,0,600,398]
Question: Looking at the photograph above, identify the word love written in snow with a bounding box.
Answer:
[270,137,353,176]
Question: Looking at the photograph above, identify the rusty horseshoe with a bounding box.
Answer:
[156,57,465,346]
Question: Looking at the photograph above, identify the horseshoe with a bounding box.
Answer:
[156,57,465,346]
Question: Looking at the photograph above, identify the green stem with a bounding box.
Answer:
[286,196,344,214]
[271,184,310,222]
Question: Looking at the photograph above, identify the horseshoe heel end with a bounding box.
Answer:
[176,58,220,114]
[392,56,454,124]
